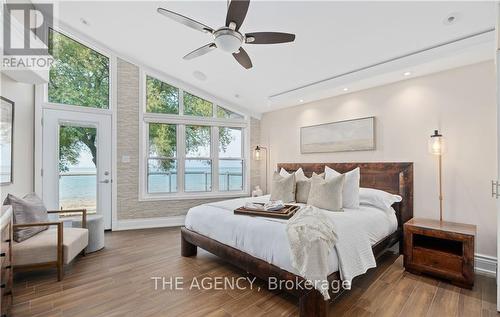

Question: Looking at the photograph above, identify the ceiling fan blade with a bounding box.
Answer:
[225,0,250,31]
[158,8,214,33]
[183,43,217,60]
[245,32,296,44]
[232,47,252,69]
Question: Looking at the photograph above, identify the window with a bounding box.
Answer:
[147,123,177,193]
[185,125,211,192]
[146,76,179,114]
[184,92,212,117]
[219,127,243,191]
[142,73,247,198]
[217,106,243,119]
[48,29,110,108]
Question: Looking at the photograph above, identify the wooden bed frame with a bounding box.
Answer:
[181,162,413,317]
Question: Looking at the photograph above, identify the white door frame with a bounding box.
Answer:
[33,24,118,230]
[40,108,112,229]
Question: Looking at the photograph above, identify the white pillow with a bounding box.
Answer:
[280,167,308,181]
[325,166,360,209]
[307,173,344,211]
[270,172,296,203]
[359,188,402,212]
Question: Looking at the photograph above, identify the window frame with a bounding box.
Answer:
[44,27,113,114]
[139,70,250,201]
[218,127,245,192]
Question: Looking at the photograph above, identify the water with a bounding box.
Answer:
[59,167,243,211]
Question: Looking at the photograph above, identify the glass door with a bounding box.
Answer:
[42,109,112,229]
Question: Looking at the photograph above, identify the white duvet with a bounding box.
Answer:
[184,195,397,295]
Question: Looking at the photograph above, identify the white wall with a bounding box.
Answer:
[261,61,497,257]
[0,74,35,201]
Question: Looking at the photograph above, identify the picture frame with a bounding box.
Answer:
[1,96,14,185]
[300,116,375,153]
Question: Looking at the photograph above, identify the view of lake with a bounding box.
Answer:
[59,166,243,212]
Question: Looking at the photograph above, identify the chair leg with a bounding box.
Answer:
[57,261,64,281]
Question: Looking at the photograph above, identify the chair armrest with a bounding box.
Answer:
[47,209,87,229]
[13,221,63,228]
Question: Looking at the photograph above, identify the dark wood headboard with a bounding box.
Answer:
[277,162,414,228]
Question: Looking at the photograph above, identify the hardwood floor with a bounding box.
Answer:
[11,227,499,317]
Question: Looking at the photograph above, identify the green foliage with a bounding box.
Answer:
[59,126,96,172]
[146,76,178,114]
[217,106,243,119]
[184,92,212,117]
[48,29,109,108]
[185,125,211,158]
[149,123,177,171]
[219,127,234,155]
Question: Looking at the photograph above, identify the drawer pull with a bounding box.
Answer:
[0,253,5,257]
[0,284,5,289]
[5,265,11,269]
[4,239,10,243]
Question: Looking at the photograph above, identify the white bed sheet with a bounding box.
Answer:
[185,195,398,276]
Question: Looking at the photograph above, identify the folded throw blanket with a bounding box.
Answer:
[286,206,338,300]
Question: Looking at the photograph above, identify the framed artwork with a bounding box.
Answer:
[300,116,375,153]
[1,97,14,185]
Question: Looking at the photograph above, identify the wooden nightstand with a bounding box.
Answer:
[403,218,476,289]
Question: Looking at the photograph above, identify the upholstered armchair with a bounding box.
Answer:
[12,209,88,281]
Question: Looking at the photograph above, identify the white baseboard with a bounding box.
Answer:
[113,216,185,231]
[475,254,497,277]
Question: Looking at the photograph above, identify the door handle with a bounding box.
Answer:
[99,179,110,184]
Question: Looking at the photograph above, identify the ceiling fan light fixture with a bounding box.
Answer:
[214,29,243,53]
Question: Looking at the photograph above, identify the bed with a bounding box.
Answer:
[181,162,413,317]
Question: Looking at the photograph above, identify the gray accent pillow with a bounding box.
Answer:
[270,172,296,203]
[296,172,324,203]
[307,173,345,211]
[3,193,49,242]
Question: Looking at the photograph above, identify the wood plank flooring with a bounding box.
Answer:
[11,227,499,317]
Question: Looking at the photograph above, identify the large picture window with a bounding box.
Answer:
[48,29,110,108]
[142,74,247,198]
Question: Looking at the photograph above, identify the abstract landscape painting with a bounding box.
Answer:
[301,117,375,153]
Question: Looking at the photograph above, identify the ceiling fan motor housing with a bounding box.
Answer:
[214,28,244,53]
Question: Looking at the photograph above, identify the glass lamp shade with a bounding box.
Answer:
[253,146,263,161]
[428,130,446,156]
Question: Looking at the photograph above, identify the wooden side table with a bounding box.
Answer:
[403,218,476,289]
[1,206,13,317]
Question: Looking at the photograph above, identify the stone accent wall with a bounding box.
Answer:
[116,58,260,219]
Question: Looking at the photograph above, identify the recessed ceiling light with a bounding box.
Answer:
[80,18,89,26]
[443,13,460,25]
[192,71,207,81]
[234,94,240,98]
[343,88,349,92]
[403,71,412,77]
[299,99,304,103]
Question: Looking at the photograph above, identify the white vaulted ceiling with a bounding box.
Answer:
[55,1,496,115]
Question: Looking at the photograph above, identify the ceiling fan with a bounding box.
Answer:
[157,0,296,69]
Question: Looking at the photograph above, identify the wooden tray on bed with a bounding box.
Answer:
[234,204,300,219]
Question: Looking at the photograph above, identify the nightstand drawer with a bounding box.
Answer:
[412,247,462,274]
